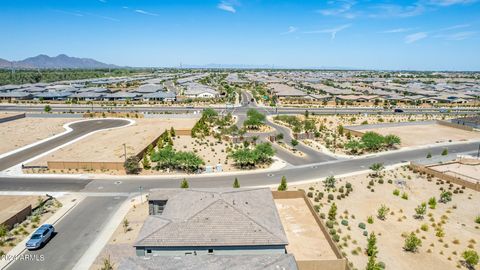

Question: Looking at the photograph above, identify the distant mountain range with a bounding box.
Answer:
[0,54,119,69]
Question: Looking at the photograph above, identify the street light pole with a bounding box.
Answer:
[123,143,127,161]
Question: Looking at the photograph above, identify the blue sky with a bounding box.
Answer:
[1,0,479,70]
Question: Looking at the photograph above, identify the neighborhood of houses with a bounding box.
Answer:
[0,70,478,105]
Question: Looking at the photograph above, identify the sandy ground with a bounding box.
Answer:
[292,167,480,270]
[90,199,148,270]
[274,114,463,155]
[364,124,479,147]
[275,198,337,260]
[0,117,74,155]
[140,135,235,174]
[429,162,480,184]
[29,118,198,166]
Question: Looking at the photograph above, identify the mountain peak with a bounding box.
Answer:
[0,54,119,69]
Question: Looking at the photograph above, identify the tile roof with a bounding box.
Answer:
[135,188,288,248]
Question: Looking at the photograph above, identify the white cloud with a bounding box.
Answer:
[439,24,471,31]
[369,3,425,18]
[304,24,352,40]
[381,28,412,33]
[134,9,158,16]
[281,26,298,35]
[428,0,478,6]
[316,0,357,19]
[405,32,428,43]
[217,1,236,13]
[436,31,477,40]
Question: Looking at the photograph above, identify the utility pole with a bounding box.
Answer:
[123,143,127,161]
[477,144,480,158]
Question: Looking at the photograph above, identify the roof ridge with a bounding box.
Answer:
[219,198,287,244]
[135,215,172,245]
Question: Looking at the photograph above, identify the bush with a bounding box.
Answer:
[393,189,400,196]
[441,148,448,156]
[428,197,437,209]
[345,182,352,189]
[314,205,320,212]
[328,194,334,200]
[332,234,340,242]
[462,250,479,268]
[359,222,366,229]
[124,156,141,174]
[401,192,409,200]
[367,216,374,224]
[377,205,390,220]
[326,220,334,228]
[420,224,429,231]
[320,213,326,219]
[307,192,313,198]
[341,220,349,226]
[475,216,480,224]
[404,232,422,252]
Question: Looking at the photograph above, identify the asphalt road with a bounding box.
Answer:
[0,119,130,171]
[1,141,477,193]
[7,196,126,270]
[1,104,478,116]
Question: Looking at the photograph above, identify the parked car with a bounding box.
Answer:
[26,224,55,250]
[394,108,404,113]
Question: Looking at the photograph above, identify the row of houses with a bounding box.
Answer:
[267,83,475,104]
[0,81,222,101]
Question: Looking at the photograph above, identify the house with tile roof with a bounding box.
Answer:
[134,188,289,257]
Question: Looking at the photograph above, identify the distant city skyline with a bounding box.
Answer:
[1,0,480,71]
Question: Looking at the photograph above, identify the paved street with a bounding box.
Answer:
[0,119,130,171]
[7,196,126,270]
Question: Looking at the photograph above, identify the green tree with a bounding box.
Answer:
[304,110,309,118]
[170,126,176,137]
[180,178,189,188]
[243,109,266,129]
[278,176,287,191]
[361,132,385,151]
[328,202,337,221]
[462,250,479,268]
[403,232,422,252]
[324,175,336,189]
[384,134,401,147]
[345,140,363,154]
[124,156,141,175]
[291,139,299,149]
[441,148,448,156]
[233,177,240,188]
[369,163,384,177]
[142,155,151,170]
[44,105,52,113]
[377,204,390,220]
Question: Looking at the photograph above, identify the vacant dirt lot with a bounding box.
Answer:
[275,198,337,260]
[30,118,198,166]
[364,124,479,147]
[429,162,480,184]
[293,167,480,270]
[0,117,75,155]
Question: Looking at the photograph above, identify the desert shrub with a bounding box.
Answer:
[367,216,374,224]
[404,232,422,252]
[359,222,366,230]
[393,189,400,196]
